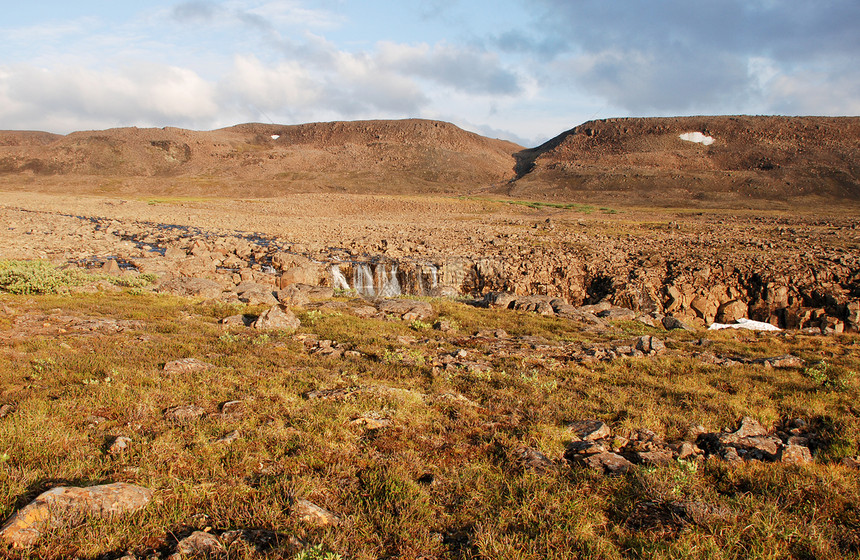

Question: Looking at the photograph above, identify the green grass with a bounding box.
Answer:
[0,286,858,559]
[0,260,156,295]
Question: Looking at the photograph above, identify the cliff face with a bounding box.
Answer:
[501,116,860,205]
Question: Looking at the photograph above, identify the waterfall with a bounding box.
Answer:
[429,265,438,289]
[354,263,375,296]
[379,264,401,297]
[330,264,350,292]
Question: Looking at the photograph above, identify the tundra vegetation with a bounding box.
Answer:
[0,266,858,559]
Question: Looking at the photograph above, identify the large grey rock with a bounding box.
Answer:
[0,483,152,547]
[253,305,301,331]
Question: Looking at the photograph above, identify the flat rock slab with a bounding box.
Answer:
[163,358,215,375]
[0,482,152,547]
[293,499,341,527]
[164,404,206,423]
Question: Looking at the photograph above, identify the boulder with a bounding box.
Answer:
[0,483,152,547]
[716,300,748,323]
[253,305,301,331]
[482,291,516,309]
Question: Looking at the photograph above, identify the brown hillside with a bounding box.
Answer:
[499,116,860,206]
[0,119,522,196]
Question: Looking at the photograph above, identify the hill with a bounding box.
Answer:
[2,115,860,206]
[0,119,522,196]
[500,115,860,206]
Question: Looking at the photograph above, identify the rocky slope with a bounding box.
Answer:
[0,119,521,195]
[500,116,860,205]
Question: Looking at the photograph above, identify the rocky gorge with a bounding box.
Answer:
[1,193,857,334]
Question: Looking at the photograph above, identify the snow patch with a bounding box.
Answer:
[679,132,715,146]
[709,318,781,332]
[270,134,280,140]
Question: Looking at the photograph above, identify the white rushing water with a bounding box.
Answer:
[379,264,401,297]
[354,263,375,297]
[330,264,350,291]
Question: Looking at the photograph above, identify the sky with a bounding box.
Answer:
[1,0,858,146]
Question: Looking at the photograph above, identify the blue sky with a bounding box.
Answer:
[1,0,858,145]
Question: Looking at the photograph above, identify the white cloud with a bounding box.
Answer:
[0,63,219,132]
[223,55,321,110]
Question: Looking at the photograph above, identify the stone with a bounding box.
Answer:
[635,450,674,466]
[731,436,782,460]
[164,404,206,423]
[733,417,768,439]
[293,499,341,527]
[253,305,301,331]
[672,441,700,460]
[214,430,241,445]
[0,483,152,547]
[276,286,311,306]
[279,266,319,288]
[635,335,666,354]
[596,307,637,321]
[779,444,813,464]
[842,456,860,469]
[514,446,555,472]
[662,315,696,331]
[482,291,516,309]
[567,419,611,441]
[108,436,131,455]
[565,440,607,456]
[220,400,246,417]
[101,259,121,274]
[753,355,804,368]
[163,358,215,375]
[157,277,223,300]
[377,299,433,320]
[349,415,391,430]
[576,452,634,475]
[220,314,255,327]
[237,287,278,305]
[716,300,748,323]
[0,403,15,419]
[690,295,718,322]
[171,531,226,559]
